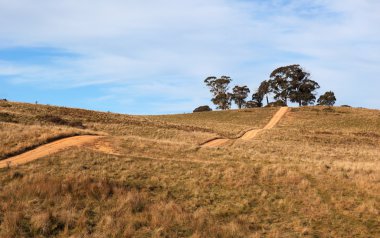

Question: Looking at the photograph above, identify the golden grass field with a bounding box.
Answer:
[0,101,379,237]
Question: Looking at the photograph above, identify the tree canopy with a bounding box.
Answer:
[268,64,320,106]
[204,76,232,110]
[317,91,336,106]
[231,85,250,109]
[203,65,336,110]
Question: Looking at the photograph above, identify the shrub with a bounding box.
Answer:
[323,107,335,112]
[37,115,85,129]
[265,100,287,107]
[0,112,17,123]
[67,120,86,129]
[0,100,12,107]
[193,105,212,113]
[38,115,67,125]
[245,100,261,108]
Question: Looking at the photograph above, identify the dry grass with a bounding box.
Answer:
[150,108,278,137]
[0,102,379,237]
[1,101,277,146]
[0,123,83,159]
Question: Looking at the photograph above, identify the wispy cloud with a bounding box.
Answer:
[0,0,379,113]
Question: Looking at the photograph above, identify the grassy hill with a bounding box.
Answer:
[0,101,379,237]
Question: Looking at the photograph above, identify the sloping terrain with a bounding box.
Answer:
[203,107,289,147]
[150,107,278,137]
[0,102,379,237]
[0,101,277,146]
[0,107,288,167]
[0,135,102,169]
[0,123,84,159]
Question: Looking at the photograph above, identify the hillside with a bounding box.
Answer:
[0,101,379,237]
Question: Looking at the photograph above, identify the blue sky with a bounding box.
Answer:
[0,0,379,114]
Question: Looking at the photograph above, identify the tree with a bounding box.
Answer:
[212,93,231,110]
[231,85,250,109]
[251,93,263,107]
[257,80,271,105]
[269,66,292,105]
[317,91,336,106]
[293,80,320,106]
[251,80,271,107]
[204,76,233,110]
[269,64,319,106]
[288,69,320,106]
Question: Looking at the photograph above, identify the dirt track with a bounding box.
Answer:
[0,135,103,168]
[202,107,289,147]
[0,107,289,168]
[262,107,289,130]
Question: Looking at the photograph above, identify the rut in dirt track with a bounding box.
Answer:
[202,107,289,148]
[0,135,103,168]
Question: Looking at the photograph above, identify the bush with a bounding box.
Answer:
[266,100,287,107]
[38,115,67,125]
[193,105,212,113]
[245,100,261,108]
[0,112,17,123]
[37,115,85,129]
[68,120,86,129]
[341,105,351,108]
[323,107,335,112]
[0,100,12,108]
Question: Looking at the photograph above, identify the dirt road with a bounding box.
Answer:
[0,107,289,167]
[202,107,289,147]
[0,135,102,168]
[263,107,289,130]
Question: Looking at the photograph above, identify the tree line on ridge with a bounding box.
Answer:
[196,64,336,112]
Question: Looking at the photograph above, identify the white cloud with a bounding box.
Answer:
[0,0,379,113]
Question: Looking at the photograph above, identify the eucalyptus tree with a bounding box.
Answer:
[231,85,250,109]
[317,91,336,106]
[204,76,233,110]
[269,64,319,106]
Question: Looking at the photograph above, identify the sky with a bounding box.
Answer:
[0,0,379,114]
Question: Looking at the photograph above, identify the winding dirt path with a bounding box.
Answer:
[0,107,289,167]
[202,107,289,147]
[0,135,103,168]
